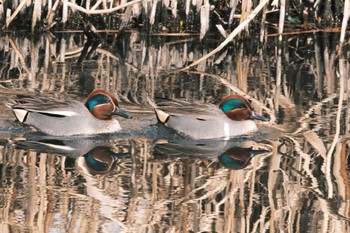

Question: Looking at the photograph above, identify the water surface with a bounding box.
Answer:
[0,31,349,232]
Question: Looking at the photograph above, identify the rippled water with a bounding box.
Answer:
[0,31,349,232]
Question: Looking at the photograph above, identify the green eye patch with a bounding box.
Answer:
[220,98,245,113]
[86,94,111,111]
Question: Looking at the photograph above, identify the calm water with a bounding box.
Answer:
[0,31,349,233]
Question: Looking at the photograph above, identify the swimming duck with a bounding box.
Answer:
[152,95,268,139]
[6,90,132,136]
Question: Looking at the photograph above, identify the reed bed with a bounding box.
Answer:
[0,0,348,38]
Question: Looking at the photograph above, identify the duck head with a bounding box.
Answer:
[85,90,132,120]
[84,152,113,174]
[219,95,268,122]
[218,146,269,170]
[84,146,129,175]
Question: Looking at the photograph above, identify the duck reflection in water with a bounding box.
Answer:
[13,136,272,173]
[13,137,131,175]
[153,139,271,170]
[218,146,270,170]
[81,146,130,175]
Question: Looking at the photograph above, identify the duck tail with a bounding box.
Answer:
[154,108,169,124]
[5,100,29,123]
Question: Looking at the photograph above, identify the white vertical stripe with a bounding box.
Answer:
[224,121,230,140]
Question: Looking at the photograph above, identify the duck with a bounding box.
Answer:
[6,90,132,136]
[152,95,269,139]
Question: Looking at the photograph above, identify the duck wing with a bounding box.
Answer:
[154,98,222,120]
[6,97,82,122]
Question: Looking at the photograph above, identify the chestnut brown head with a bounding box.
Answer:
[85,90,132,120]
[219,95,268,122]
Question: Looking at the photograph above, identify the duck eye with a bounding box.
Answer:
[239,104,245,109]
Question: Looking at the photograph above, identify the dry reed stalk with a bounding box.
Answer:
[102,0,108,9]
[170,0,177,17]
[229,0,239,26]
[179,0,269,72]
[86,0,90,10]
[42,37,50,91]
[200,0,210,39]
[259,2,267,42]
[8,38,32,81]
[47,0,52,13]
[324,46,336,94]
[216,24,228,38]
[120,6,132,31]
[30,42,39,90]
[340,0,350,44]
[263,27,349,37]
[66,0,141,14]
[91,0,103,10]
[5,8,10,28]
[240,47,251,92]
[47,0,60,28]
[145,32,199,36]
[240,0,251,24]
[274,45,282,111]
[185,0,190,15]
[32,0,41,32]
[0,0,4,21]
[150,0,158,25]
[278,0,285,41]
[62,0,68,24]
[2,0,27,29]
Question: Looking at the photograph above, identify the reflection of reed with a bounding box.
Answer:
[1,134,350,231]
[0,26,350,232]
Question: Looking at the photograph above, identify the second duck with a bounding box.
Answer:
[152,95,268,139]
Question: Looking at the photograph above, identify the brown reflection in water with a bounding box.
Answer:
[0,137,350,232]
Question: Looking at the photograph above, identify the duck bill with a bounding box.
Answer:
[249,111,269,122]
[249,148,270,157]
[113,107,132,119]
